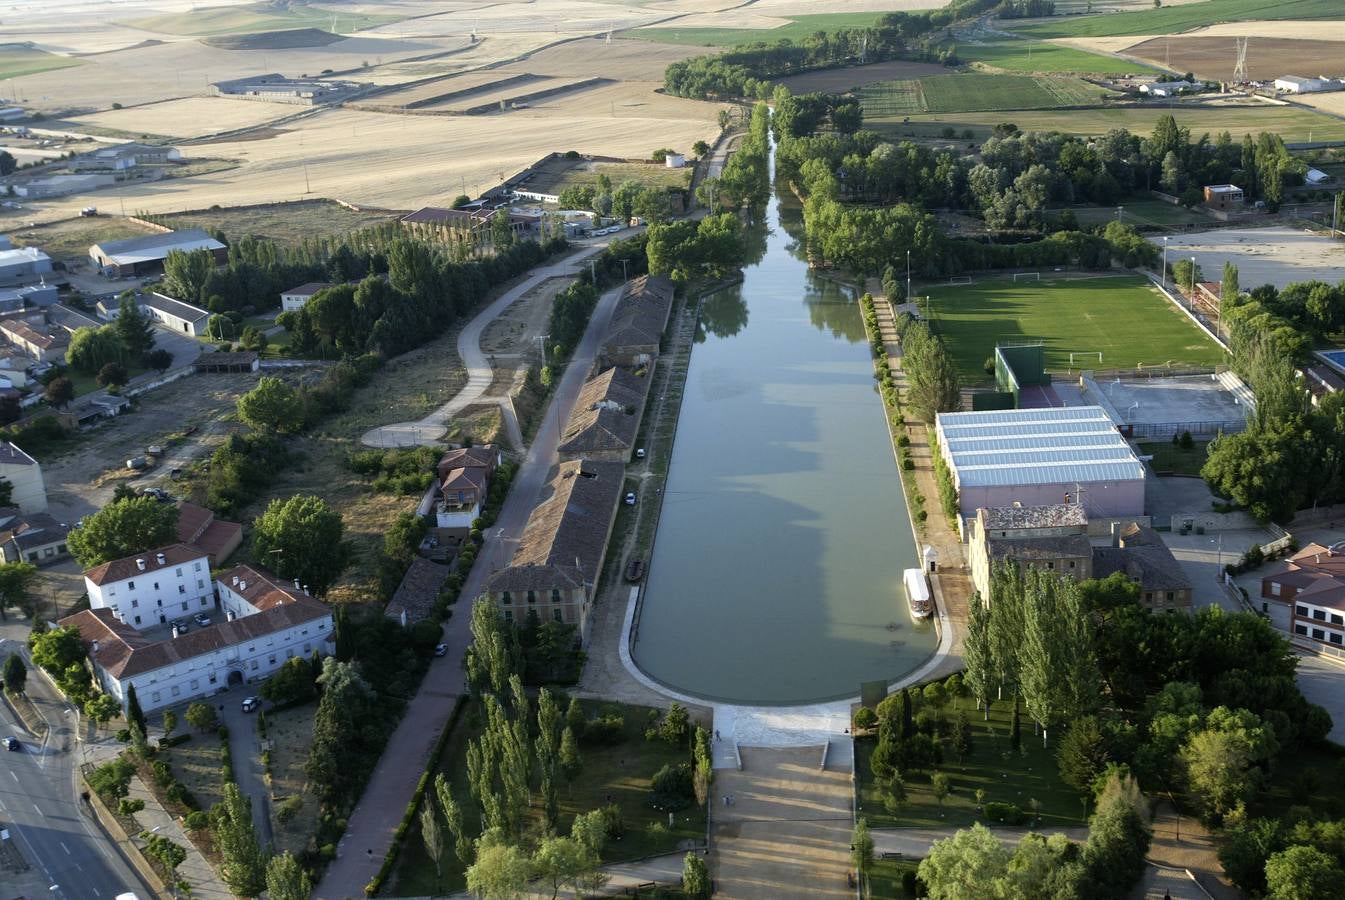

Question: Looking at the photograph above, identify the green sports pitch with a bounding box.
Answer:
[919,274,1227,380]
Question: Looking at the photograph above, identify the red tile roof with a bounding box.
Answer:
[85,543,208,587]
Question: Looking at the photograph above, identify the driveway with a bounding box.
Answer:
[1161,529,1274,613]
[213,685,273,846]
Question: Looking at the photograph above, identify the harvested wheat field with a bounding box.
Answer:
[66,96,300,140]
[359,71,529,109]
[1126,35,1345,82]
[36,100,721,217]
[362,0,664,38]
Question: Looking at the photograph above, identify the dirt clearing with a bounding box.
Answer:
[8,215,160,265]
[66,97,301,141]
[154,200,396,246]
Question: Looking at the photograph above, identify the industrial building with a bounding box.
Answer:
[280,281,333,313]
[69,143,181,173]
[0,246,53,287]
[89,228,227,278]
[210,74,365,105]
[137,292,211,336]
[935,406,1146,534]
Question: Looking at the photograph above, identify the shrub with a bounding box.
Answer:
[184,810,209,830]
[903,458,915,470]
[984,801,1025,824]
[118,797,145,815]
[152,760,173,787]
[582,713,626,746]
[897,435,910,447]
[277,795,304,824]
[650,763,695,810]
[854,707,877,730]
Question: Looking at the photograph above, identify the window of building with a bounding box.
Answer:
[153,582,160,591]
[43,547,53,558]
[551,589,562,602]
[156,599,163,607]
[209,673,217,684]
[1046,562,1054,570]
[151,691,161,704]
[1313,628,1326,640]
[1297,604,1310,617]
[1333,614,1344,626]
[1271,582,1282,597]
[198,579,204,589]
[504,609,514,623]
[1314,609,1327,620]
[180,601,188,611]
[1144,592,1153,602]
[200,598,208,607]
[269,656,276,666]
[191,679,199,690]
[552,608,563,623]
[527,590,537,604]
[134,615,141,625]
[26,552,36,562]
[179,585,186,594]
[195,562,202,572]
[131,599,139,608]
[501,591,512,605]
[1166,592,1174,602]
[171,685,180,697]
[128,581,135,590]
[250,660,258,670]
[1332,633,1344,646]
[1296,624,1309,635]
[57,544,65,553]
[304,644,311,653]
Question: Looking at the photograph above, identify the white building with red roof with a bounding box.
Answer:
[83,543,213,628]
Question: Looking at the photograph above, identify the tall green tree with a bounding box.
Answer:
[1264,845,1343,900]
[421,798,445,883]
[465,598,519,696]
[251,494,346,593]
[114,295,156,359]
[0,561,36,620]
[214,782,268,896]
[532,835,590,900]
[265,852,312,900]
[236,376,305,434]
[1082,771,1152,898]
[1221,261,1239,309]
[162,248,216,304]
[435,774,473,867]
[125,683,147,735]
[683,852,711,899]
[466,832,532,900]
[963,591,993,718]
[2,652,25,693]
[67,497,179,568]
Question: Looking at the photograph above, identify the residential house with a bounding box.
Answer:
[280,282,333,313]
[0,317,64,363]
[83,544,214,628]
[1092,522,1192,612]
[1262,543,1345,648]
[60,564,333,713]
[0,357,29,388]
[176,501,244,566]
[968,504,1093,601]
[385,557,453,627]
[0,283,58,310]
[600,274,675,367]
[557,366,651,463]
[435,445,501,530]
[0,441,46,514]
[481,460,623,642]
[401,206,538,242]
[1203,184,1245,211]
[0,508,69,565]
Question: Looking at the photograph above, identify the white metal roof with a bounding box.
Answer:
[937,405,1144,488]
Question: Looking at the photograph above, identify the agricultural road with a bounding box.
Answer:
[0,633,154,900]
[360,238,617,448]
[318,275,627,897]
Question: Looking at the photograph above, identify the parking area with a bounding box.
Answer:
[1157,226,1345,291]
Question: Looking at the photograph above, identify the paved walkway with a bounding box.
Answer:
[316,278,628,899]
[361,242,609,448]
[126,774,233,900]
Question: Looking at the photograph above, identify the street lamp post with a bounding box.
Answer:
[1161,236,1169,289]
[1190,255,1197,299]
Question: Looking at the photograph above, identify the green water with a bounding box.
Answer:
[632,160,935,705]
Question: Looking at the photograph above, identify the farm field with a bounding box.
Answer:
[536,161,692,195]
[358,71,525,109]
[0,43,83,81]
[772,59,949,94]
[858,73,1113,116]
[1125,35,1345,82]
[871,103,1345,142]
[426,75,597,113]
[151,200,396,246]
[122,2,402,37]
[920,274,1227,379]
[959,40,1157,74]
[630,11,889,46]
[66,97,297,140]
[1010,0,1345,39]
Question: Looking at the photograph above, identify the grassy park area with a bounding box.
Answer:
[856,690,1088,831]
[1139,439,1212,477]
[1066,199,1213,229]
[920,274,1228,380]
[390,698,707,896]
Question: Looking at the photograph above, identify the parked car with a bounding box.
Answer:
[434,643,448,657]
[241,696,260,713]
[635,448,646,459]
[4,735,19,751]
[624,491,637,506]
[172,620,189,633]
[625,558,644,583]
[193,613,211,627]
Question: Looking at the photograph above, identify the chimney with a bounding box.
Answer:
[136,558,146,571]
[156,552,165,565]
[294,579,300,590]
[232,575,239,586]
[303,585,309,595]
[226,610,235,622]
[91,640,100,654]
[239,580,247,592]
[171,625,180,639]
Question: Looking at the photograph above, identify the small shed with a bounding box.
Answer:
[194,351,260,374]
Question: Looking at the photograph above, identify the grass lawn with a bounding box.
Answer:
[1010,0,1344,39]
[920,274,1227,381]
[391,698,707,896]
[164,729,226,815]
[1065,199,1213,229]
[122,2,400,37]
[1138,439,1211,477]
[154,200,394,248]
[870,857,922,899]
[959,40,1156,75]
[856,692,1087,831]
[858,73,1112,116]
[869,104,1345,143]
[1250,742,1345,822]
[67,366,149,399]
[629,12,887,47]
[0,44,82,81]
[262,701,321,858]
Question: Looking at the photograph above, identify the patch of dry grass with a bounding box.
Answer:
[263,702,321,857]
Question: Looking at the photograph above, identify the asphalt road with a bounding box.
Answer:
[0,637,153,900]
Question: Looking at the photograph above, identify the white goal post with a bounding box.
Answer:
[948,275,972,284]
[1069,351,1103,367]
[1012,272,1041,282]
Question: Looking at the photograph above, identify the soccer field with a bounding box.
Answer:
[920,275,1228,380]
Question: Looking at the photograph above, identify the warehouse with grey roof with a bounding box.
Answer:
[935,406,1146,535]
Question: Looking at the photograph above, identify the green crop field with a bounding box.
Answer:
[1011,0,1343,38]
[920,275,1227,379]
[0,44,83,81]
[859,72,1111,116]
[959,40,1157,74]
[629,11,886,47]
[123,2,400,37]
[869,104,1345,143]
[1066,199,1213,228]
